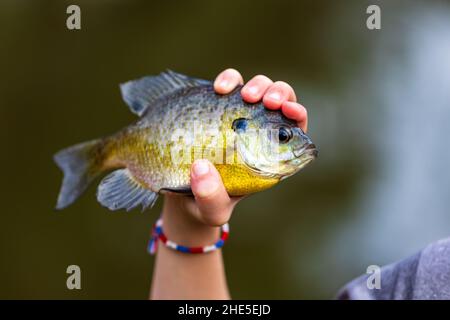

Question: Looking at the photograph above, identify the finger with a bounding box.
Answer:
[263,81,297,110]
[214,68,244,95]
[281,101,308,132]
[240,75,273,103]
[190,159,232,226]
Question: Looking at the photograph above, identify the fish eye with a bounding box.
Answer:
[232,118,248,132]
[278,127,292,143]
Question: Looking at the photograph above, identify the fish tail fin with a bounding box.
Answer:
[54,139,104,210]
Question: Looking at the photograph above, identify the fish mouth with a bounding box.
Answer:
[293,143,318,159]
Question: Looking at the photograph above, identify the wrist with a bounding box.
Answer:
[161,195,221,246]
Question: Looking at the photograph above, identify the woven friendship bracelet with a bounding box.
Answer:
[148,218,230,254]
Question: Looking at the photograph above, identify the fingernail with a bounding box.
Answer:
[268,91,281,101]
[192,160,210,177]
[196,180,219,198]
[246,86,259,96]
[219,79,229,89]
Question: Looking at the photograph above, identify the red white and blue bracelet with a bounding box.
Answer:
[148,218,230,254]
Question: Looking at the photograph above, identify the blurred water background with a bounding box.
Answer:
[1,0,449,299]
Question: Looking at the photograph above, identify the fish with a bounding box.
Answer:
[54,70,317,212]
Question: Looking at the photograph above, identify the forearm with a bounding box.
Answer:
[150,197,230,299]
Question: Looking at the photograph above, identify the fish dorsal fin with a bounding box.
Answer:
[120,70,211,116]
[97,169,158,212]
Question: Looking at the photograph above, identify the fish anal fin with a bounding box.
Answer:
[97,169,158,212]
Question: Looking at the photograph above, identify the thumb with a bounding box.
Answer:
[190,159,232,226]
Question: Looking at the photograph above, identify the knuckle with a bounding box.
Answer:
[224,68,240,78]
[252,74,272,84]
[273,80,291,90]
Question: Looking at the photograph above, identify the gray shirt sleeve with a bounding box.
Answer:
[336,237,450,300]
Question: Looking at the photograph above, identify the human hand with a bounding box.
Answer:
[161,68,308,244]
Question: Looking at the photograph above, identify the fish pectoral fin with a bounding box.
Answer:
[120,70,211,116]
[160,186,193,196]
[96,169,158,212]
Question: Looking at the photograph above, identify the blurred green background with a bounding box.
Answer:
[1,0,450,299]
